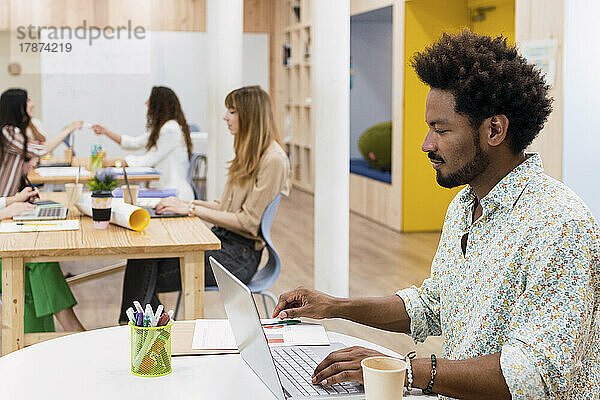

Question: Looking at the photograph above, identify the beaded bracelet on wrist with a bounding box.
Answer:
[422,354,437,395]
[405,351,416,391]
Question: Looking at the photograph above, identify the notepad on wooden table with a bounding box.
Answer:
[171,320,238,356]
[191,319,330,350]
[0,219,80,233]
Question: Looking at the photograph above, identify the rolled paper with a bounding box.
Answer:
[76,194,150,231]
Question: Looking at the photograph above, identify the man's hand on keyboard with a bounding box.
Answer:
[311,346,389,386]
[273,286,337,320]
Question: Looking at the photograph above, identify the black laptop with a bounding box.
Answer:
[141,206,186,218]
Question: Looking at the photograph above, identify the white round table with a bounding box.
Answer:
[0,326,429,399]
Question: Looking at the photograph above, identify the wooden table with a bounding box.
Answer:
[29,157,160,185]
[0,193,221,356]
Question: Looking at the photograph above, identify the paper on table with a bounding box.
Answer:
[0,219,80,233]
[34,167,91,177]
[192,319,330,350]
[192,320,237,350]
[264,324,330,347]
[76,194,150,231]
[112,188,177,198]
[108,167,158,175]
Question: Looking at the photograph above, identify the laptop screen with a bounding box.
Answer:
[210,257,286,400]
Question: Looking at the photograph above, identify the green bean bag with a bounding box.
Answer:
[358,121,392,171]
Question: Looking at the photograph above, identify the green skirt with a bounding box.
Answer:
[0,260,77,333]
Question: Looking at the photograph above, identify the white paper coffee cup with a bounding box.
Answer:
[361,356,406,400]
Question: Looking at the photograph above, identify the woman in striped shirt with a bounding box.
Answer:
[0,88,85,333]
[0,89,82,196]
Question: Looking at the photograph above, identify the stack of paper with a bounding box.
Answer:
[112,188,177,198]
[107,167,159,175]
[192,320,237,350]
[35,167,91,177]
[191,319,330,350]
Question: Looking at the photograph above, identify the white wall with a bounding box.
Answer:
[563,0,600,219]
[40,31,268,159]
[349,7,393,159]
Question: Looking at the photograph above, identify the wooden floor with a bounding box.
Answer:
[1,189,443,357]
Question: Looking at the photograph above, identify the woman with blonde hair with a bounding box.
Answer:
[118,85,291,322]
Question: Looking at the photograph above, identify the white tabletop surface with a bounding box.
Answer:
[0,325,430,399]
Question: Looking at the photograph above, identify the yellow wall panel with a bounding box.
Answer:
[469,0,514,42]
[402,0,515,232]
[402,0,469,231]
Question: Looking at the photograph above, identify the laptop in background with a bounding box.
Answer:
[210,257,365,399]
[13,200,68,220]
[140,206,186,219]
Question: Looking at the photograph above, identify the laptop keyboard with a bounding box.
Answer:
[38,207,65,217]
[272,347,362,397]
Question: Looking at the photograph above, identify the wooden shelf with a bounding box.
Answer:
[288,141,312,149]
[284,22,312,33]
[284,62,311,68]
[278,0,314,193]
[285,102,312,108]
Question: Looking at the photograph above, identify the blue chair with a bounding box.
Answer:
[174,194,283,318]
[187,152,207,200]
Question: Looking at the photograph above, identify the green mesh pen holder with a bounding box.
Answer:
[130,321,173,377]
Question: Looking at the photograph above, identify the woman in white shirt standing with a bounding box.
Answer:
[92,86,194,200]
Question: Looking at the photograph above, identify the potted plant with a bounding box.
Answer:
[87,169,119,229]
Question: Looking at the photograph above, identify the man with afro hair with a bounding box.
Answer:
[273,30,599,399]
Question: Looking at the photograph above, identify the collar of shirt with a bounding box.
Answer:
[458,153,544,229]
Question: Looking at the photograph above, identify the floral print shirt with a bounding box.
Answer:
[397,154,600,399]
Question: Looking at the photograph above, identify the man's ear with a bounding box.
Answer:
[487,115,509,147]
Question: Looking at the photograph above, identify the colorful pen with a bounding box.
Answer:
[151,305,164,327]
[16,222,59,226]
[135,311,144,327]
[23,175,40,202]
[126,307,135,324]
[157,312,170,327]
[144,304,153,322]
[133,301,143,314]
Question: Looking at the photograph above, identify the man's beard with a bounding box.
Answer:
[435,134,490,189]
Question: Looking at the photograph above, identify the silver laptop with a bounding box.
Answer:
[13,201,68,221]
[210,257,365,399]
